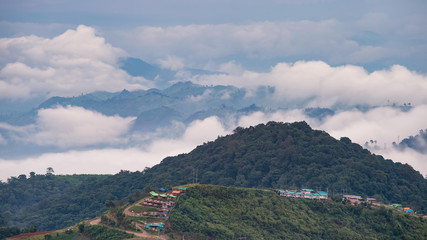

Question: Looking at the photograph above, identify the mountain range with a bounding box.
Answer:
[1,57,425,161]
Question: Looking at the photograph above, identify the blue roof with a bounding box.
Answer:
[317,191,328,195]
[146,223,164,228]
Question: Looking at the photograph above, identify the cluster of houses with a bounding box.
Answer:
[140,186,186,232]
[343,195,415,214]
[391,204,414,214]
[342,195,377,205]
[278,188,328,200]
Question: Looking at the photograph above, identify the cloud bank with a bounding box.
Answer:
[0,116,229,181]
[0,25,152,99]
[2,106,426,181]
[193,61,427,108]
[0,105,135,148]
[115,16,427,71]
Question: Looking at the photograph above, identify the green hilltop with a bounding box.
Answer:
[1,121,426,233]
[146,122,426,211]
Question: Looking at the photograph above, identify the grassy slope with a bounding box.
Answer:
[169,185,427,240]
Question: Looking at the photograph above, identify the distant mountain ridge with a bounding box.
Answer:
[119,57,223,88]
[394,129,427,154]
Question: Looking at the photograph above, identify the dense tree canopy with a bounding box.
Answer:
[169,185,427,240]
[146,122,426,212]
[1,121,425,231]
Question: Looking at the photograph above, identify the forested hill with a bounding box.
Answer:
[169,185,427,240]
[145,121,426,211]
[1,121,426,231]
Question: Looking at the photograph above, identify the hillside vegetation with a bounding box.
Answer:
[169,184,427,240]
[146,122,426,211]
[1,121,426,231]
[0,173,111,230]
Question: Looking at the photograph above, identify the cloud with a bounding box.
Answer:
[1,105,136,148]
[0,148,158,182]
[0,25,153,99]
[374,148,427,177]
[131,21,345,62]
[115,18,422,69]
[237,109,309,128]
[1,106,426,181]
[319,105,427,148]
[0,116,229,181]
[192,61,427,108]
[158,55,184,70]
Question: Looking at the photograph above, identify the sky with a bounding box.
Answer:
[0,0,426,180]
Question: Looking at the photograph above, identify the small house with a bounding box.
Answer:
[167,194,176,200]
[286,191,295,197]
[317,191,328,200]
[304,193,313,199]
[343,195,362,204]
[301,189,314,193]
[150,192,160,199]
[146,223,164,231]
[172,190,181,196]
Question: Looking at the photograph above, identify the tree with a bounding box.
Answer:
[46,167,54,176]
[29,172,36,178]
[78,224,85,233]
[18,174,27,180]
[105,200,115,209]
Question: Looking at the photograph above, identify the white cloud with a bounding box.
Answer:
[33,106,135,148]
[158,55,184,70]
[0,116,229,181]
[237,110,309,128]
[319,105,427,148]
[131,21,342,62]
[145,116,229,155]
[0,25,153,99]
[1,107,426,181]
[118,19,418,68]
[193,61,427,108]
[0,148,158,181]
[375,148,427,177]
[218,61,244,75]
[1,105,136,148]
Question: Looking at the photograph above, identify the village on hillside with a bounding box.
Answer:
[124,186,187,232]
[276,188,417,215]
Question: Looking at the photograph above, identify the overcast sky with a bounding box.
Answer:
[0,0,426,180]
